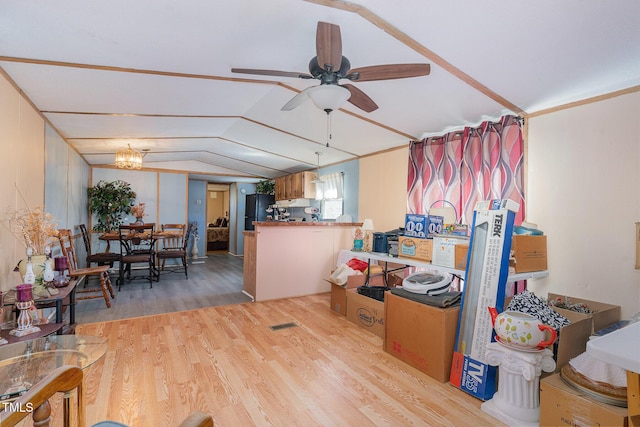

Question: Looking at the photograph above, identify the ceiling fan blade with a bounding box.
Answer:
[316,22,342,72]
[281,87,313,111]
[342,84,378,113]
[231,68,312,79]
[348,64,430,82]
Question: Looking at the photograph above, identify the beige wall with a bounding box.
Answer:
[527,91,640,319]
[0,72,46,291]
[358,148,409,232]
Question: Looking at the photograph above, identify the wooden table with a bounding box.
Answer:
[1,277,82,345]
[99,230,182,253]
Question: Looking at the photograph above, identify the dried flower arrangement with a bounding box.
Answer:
[130,203,146,219]
[3,206,59,254]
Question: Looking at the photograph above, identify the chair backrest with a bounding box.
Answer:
[160,224,186,250]
[79,224,92,254]
[0,365,84,427]
[57,229,80,273]
[118,224,155,255]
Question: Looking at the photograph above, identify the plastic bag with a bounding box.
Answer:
[346,258,368,272]
[330,264,359,286]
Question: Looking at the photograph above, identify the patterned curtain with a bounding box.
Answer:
[407,115,525,225]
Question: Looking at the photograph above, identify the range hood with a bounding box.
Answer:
[276,199,311,208]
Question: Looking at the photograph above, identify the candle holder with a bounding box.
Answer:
[53,256,70,288]
[10,284,41,337]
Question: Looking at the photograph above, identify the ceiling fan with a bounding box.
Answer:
[231,21,430,113]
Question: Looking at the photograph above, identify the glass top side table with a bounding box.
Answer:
[0,334,107,400]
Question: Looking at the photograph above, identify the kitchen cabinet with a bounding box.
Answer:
[274,171,317,201]
[275,176,287,201]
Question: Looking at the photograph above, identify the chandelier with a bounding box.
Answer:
[115,144,143,169]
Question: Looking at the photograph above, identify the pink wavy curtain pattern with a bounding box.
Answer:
[407,115,525,225]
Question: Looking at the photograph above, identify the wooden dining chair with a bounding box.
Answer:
[156,224,190,278]
[57,229,115,308]
[79,224,120,268]
[117,224,155,290]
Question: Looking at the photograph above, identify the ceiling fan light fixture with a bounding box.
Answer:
[115,144,143,170]
[307,85,350,112]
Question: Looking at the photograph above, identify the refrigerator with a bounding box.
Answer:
[245,194,275,230]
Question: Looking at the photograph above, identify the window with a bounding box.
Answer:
[315,172,344,220]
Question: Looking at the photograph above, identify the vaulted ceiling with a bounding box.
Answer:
[1,0,638,183]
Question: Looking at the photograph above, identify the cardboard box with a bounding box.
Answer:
[510,235,547,272]
[346,288,385,338]
[548,293,621,334]
[398,236,433,261]
[455,244,469,270]
[431,235,470,269]
[329,276,363,315]
[384,292,460,382]
[539,373,628,427]
[404,214,443,239]
[502,295,596,374]
[550,309,594,373]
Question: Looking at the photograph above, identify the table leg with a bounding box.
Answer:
[628,371,640,427]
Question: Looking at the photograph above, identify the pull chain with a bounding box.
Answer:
[325,111,333,148]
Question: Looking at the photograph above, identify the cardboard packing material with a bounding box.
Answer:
[510,234,547,272]
[431,235,470,269]
[539,373,628,427]
[548,293,621,334]
[450,199,519,401]
[346,288,385,338]
[398,236,433,262]
[384,292,460,382]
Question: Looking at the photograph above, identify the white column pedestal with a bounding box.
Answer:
[481,342,556,426]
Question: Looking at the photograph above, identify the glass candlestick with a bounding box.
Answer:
[43,248,55,284]
[0,292,6,345]
[23,248,36,285]
[10,284,41,337]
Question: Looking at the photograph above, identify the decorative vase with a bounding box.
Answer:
[134,217,144,225]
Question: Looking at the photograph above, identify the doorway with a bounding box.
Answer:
[206,183,230,253]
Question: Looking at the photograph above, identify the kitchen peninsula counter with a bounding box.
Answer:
[243,222,359,301]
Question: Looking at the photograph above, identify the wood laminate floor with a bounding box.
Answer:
[75,294,504,427]
[75,251,251,324]
[62,252,504,426]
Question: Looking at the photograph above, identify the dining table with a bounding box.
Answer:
[98,229,183,253]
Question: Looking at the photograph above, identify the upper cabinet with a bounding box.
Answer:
[274,171,317,201]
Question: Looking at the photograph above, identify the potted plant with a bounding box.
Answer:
[88,180,136,232]
[256,179,275,195]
